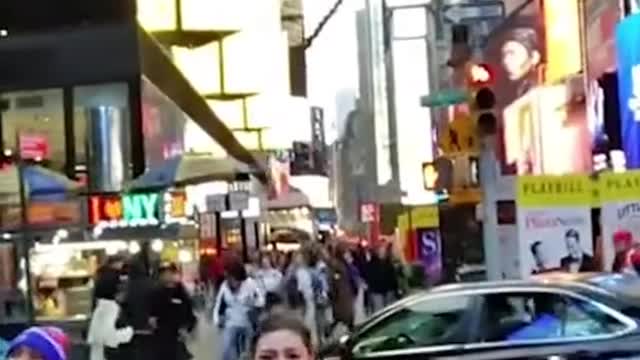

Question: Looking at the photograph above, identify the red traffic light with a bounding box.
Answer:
[468,64,493,86]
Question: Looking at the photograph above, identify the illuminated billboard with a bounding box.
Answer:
[543,0,582,83]
[481,0,544,175]
[616,14,640,168]
[504,84,591,175]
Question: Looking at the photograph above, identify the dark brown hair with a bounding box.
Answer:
[251,315,312,356]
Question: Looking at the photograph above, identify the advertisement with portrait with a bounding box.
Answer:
[517,175,594,278]
[267,151,291,200]
[584,0,621,151]
[616,14,640,168]
[599,171,640,272]
[504,84,591,175]
[481,0,545,174]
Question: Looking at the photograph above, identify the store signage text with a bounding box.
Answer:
[521,180,585,196]
[89,192,188,227]
[524,214,586,229]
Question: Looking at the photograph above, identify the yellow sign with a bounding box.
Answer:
[411,206,439,228]
[439,114,478,154]
[544,0,582,83]
[517,175,593,207]
[599,171,640,202]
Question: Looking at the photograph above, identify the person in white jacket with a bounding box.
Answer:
[213,261,264,360]
[87,275,133,360]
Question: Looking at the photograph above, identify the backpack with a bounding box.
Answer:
[285,273,305,308]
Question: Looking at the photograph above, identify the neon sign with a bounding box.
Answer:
[89,191,188,227]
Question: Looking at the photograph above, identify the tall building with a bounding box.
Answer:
[334,0,438,234]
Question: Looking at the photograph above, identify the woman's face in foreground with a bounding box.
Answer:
[254,329,313,360]
[9,346,44,360]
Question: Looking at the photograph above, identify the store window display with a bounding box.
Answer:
[28,238,201,322]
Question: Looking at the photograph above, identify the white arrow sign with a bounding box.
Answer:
[443,2,504,24]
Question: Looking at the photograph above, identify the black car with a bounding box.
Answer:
[321,272,640,360]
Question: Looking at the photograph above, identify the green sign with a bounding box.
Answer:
[122,193,159,222]
[420,89,468,108]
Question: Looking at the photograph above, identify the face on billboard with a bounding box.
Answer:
[482,1,545,175]
[501,33,542,82]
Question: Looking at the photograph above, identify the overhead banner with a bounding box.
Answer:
[517,175,594,277]
[599,171,640,272]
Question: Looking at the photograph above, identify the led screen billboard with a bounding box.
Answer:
[616,14,640,168]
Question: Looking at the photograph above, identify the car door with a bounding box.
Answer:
[346,292,482,360]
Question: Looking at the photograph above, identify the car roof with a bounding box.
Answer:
[427,273,596,293]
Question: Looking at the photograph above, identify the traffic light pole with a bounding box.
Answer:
[479,135,501,280]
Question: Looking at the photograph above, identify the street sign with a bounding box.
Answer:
[360,203,378,223]
[442,1,504,24]
[205,194,227,212]
[228,191,250,211]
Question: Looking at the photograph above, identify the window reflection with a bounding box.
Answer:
[2,89,65,172]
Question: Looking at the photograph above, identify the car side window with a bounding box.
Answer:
[480,291,628,343]
[352,295,473,356]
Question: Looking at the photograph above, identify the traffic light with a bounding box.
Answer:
[291,141,313,175]
[474,87,497,136]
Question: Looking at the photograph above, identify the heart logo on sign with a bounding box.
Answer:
[104,199,123,220]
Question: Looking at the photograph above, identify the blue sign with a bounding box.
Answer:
[617,14,640,168]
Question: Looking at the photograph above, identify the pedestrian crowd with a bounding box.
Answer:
[1,239,405,360]
[211,240,405,360]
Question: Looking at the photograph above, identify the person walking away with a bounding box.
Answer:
[313,246,332,344]
[255,253,283,312]
[328,246,356,335]
[214,261,265,360]
[369,245,398,313]
[7,327,70,360]
[344,250,366,325]
[150,263,197,360]
[87,274,134,360]
[284,250,318,346]
[123,243,157,360]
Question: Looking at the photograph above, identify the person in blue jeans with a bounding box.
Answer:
[214,261,265,360]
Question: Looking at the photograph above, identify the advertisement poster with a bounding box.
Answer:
[599,171,640,272]
[497,200,519,279]
[504,84,591,175]
[617,14,640,168]
[517,175,594,277]
[412,206,442,284]
[481,0,544,175]
[584,0,621,149]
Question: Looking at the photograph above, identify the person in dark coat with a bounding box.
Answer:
[92,255,126,309]
[368,245,397,312]
[328,246,356,331]
[559,229,597,273]
[122,244,157,360]
[150,263,196,360]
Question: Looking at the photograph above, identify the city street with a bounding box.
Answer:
[190,314,221,360]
